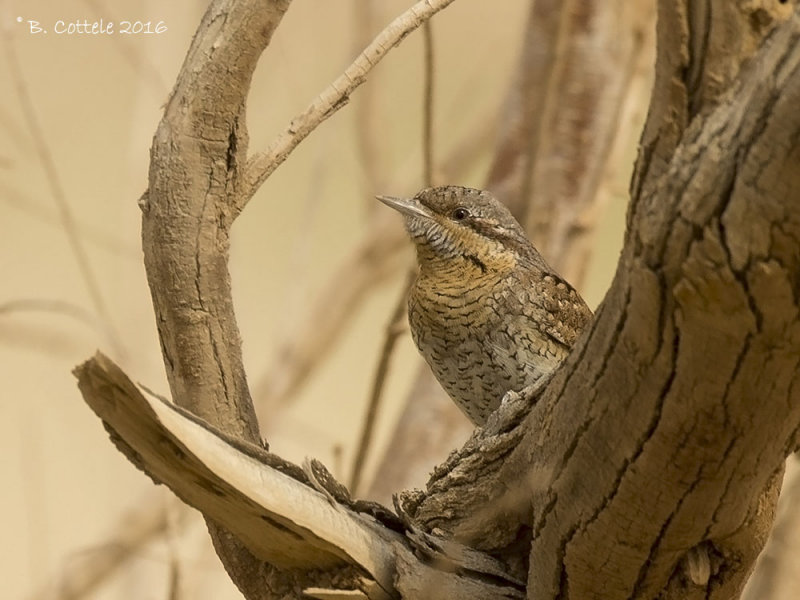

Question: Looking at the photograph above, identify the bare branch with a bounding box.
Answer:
[27,490,173,600]
[140,1,295,595]
[422,20,435,187]
[240,0,457,209]
[349,272,413,495]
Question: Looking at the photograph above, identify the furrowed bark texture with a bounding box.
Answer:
[139,1,299,597]
[631,0,795,214]
[407,6,800,599]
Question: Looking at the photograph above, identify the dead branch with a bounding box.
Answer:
[75,352,524,599]
[403,8,800,598]
[27,489,173,600]
[240,0,458,211]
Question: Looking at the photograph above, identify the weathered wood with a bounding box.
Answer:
[406,7,800,599]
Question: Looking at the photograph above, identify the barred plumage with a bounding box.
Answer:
[378,186,592,425]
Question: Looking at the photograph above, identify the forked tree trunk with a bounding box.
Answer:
[75,1,800,599]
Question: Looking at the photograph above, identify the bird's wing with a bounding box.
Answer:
[497,269,593,352]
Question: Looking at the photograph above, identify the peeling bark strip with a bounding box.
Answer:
[408,7,800,600]
[74,352,526,600]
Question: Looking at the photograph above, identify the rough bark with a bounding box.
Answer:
[403,6,800,598]
[75,0,800,598]
[139,2,293,596]
[631,0,795,217]
[134,0,465,597]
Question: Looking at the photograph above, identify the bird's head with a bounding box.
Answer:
[377,186,533,274]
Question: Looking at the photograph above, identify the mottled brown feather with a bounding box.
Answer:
[380,186,592,425]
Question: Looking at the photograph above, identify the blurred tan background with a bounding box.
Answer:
[0,1,632,598]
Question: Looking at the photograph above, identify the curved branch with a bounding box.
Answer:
[135,0,465,596]
[140,1,293,597]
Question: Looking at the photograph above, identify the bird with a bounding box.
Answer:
[377,185,592,426]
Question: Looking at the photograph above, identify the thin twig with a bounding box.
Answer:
[349,271,414,495]
[349,21,437,493]
[352,0,385,199]
[1,35,125,357]
[26,490,172,600]
[252,215,407,409]
[0,299,120,349]
[422,20,435,187]
[240,0,458,209]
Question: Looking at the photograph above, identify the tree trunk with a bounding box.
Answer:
[75,0,800,598]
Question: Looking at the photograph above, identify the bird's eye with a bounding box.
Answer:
[452,207,470,221]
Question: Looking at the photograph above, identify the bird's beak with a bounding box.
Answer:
[376,195,432,220]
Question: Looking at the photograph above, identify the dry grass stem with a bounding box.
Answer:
[253,214,407,410]
[349,271,414,495]
[27,490,173,600]
[2,35,125,357]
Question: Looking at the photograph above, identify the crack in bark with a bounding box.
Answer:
[583,282,633,397]
[629,459,706,598]
[554,522,580,600]
[702,437,745,540]
[686,0,711,118]
[533,492,560,539]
